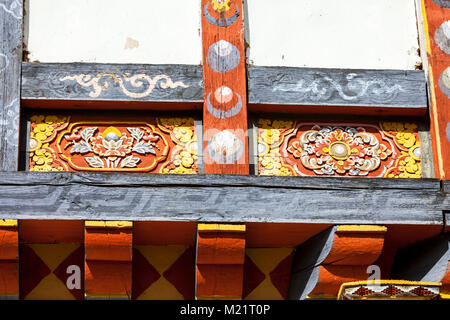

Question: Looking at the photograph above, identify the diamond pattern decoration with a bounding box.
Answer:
[339,281,441,300]
[132,245,194,300]
[20,243,84,300]
[243,248,294,300]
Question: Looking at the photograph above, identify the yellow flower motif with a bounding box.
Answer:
[211,0,231,12]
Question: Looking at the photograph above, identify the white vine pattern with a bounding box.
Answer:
[59,73,189,98]
[273,73,404,103]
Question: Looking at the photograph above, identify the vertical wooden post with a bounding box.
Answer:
[201,0,249,174]
[195,224,246,299]
[0,220,18,299]
[85,221,133,299]
[0,0,23,170]
[421,0,450,178]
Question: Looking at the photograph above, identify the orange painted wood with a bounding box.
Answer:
[324,231,386,266]
[133,221,197,246]
[197,232,245,265]
[0,261,18,295]
[20,220,84,243]
[422,0,450,178]
[310,265,370,298]
[246,223,332,247]
[201,0,249,174]
[195,224,246,299]
[85,261,132,297]
[85,228,132,261]
[196,264,244,298]
[84,222,132,298]
[0,224,18,296]
[0,228,18,260]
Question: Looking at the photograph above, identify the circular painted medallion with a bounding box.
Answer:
[435,21,450,55]
[207,40,240,73]
[207,130,243,164]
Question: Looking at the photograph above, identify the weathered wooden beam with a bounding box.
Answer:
[0,172,445,224]
[21,62,204,107]
[0,0,23,170]
[248,66,428,116]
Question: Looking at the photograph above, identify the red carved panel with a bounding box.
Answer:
[29,115,198,174]
[257,120,422,178]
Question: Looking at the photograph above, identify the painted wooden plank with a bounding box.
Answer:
[21,62,204,105]
[0,172,444,225]
[0,0,23,170]
[201,0,249,174]
[421,0,450,178]
[248,66,428,115]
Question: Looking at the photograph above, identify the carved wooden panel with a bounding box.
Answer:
[28,115,199,174]
[257,119,422,178]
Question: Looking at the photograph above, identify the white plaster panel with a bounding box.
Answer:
[245,0,421,70]
[24,0,202,64]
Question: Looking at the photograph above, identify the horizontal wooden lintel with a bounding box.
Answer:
[0,172,445,225]
[22,63,427,114]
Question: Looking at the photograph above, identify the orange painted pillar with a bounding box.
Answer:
[0,220,18,299]
[196,224,246,299]
[421,0,450,178]
[201,0,249,174]
[85,221,132,299]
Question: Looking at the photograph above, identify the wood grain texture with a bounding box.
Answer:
[0,172,445,224]
[201,0,249,174]
[0,0,23,170]
[421,0,450,178]
[21,62,204,104]
[248,66,428,115]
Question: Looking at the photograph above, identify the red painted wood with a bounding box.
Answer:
[423,0,450,178]
[201,0,249,174]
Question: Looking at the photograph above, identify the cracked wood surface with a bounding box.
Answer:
[0,172,445,224]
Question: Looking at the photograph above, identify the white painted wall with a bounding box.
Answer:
[24,0,203,64]
[25,0,421,70]
[245,0,421,70]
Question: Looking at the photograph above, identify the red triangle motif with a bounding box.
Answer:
[163,247,195,299]
[19,244,51,299]
[53,245,84,300]
[269,251,294,299]
[132,248,161,299]
[242,254,266,299]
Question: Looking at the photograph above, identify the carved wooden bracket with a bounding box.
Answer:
[85,221,133,299]
[289,225,387,299]
[195,224,246,299]
[0,220,18,299]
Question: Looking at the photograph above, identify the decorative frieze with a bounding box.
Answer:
[28,115,199,174]
[257,120,421,178]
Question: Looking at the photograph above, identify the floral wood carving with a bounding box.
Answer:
[257,119,421,178]
[29,115,198,174]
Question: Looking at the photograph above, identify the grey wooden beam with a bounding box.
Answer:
[248,66,428,115]
[0,172,445,224]
[21,62,204,105]
[0,0,23,170]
